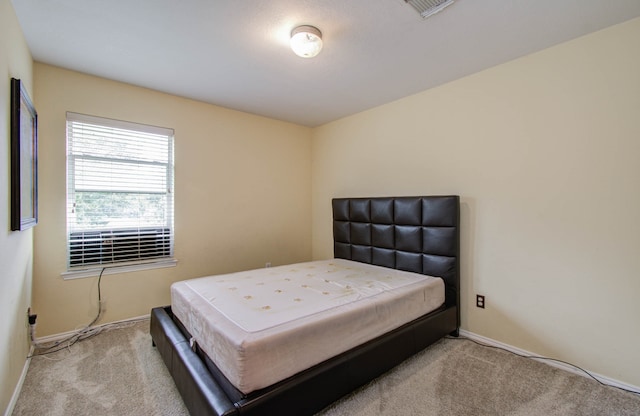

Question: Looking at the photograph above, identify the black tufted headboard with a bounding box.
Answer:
[332,196,460,311]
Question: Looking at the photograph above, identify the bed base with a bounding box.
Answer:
[151,195,460,415]
[150,304,457,416]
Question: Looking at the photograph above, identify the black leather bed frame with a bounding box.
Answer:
[150,195,460,415]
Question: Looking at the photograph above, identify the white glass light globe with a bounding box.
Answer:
[290,26,323,58]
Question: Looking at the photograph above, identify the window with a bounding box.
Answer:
[66,113,174,270]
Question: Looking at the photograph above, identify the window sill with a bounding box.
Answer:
[61,259,177,280]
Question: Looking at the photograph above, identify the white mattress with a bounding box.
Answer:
[171,259,444,394]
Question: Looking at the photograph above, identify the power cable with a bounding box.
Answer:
[28,267,108,357]
[446,335,640,396]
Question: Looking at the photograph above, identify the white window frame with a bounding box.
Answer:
[63,112,175,278]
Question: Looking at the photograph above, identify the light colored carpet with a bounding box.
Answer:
[12,319,640,415]
[318,338,640,416]
[13,320,188,416]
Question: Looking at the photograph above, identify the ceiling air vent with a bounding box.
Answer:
[405,0,455,19]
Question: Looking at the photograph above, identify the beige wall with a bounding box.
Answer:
[0,0,34,413]
[312,18,640,387]
[33,63,312,336]
[9,9,638,403]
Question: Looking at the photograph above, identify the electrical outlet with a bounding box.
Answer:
[27,307,37,325]
[265,262,272,268]
[476,295,485,309]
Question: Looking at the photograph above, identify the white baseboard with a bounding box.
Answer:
[458,329,640,395]
[4,346,34,416]
[34,314,150,344]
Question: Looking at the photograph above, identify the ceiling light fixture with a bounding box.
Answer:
[290,25,323,58]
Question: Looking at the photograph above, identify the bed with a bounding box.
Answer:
[150,195,460,415]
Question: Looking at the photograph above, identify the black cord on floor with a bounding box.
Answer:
[445,335,640,396]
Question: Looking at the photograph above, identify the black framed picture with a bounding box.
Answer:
[10,78,38,231]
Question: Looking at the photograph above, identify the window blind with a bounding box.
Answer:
[66,112,174,269]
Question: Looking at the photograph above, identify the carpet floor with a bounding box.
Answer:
[12,319,640,415]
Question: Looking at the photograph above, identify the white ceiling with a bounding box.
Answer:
[12,0,640,127]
